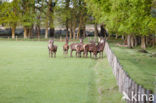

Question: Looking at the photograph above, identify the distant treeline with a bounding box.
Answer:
[0,0,107,39]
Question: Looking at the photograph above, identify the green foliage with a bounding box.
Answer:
[55,0,88,27]
[0,0,20,27]
[20,0,36,27]
[85,0,153,36]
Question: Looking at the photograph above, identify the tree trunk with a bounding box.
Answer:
[127,35,132,48]
[72,20,76,40]
[130,35,134,48]
[100,24,107,37]
[141,36,146,49]
[66,22,69,38]
[36,24,40,38]
[65,0,70,38]
[27,27,32,38]
[146,36,149,46]
[69,21,73,39]
[48,0,55,37]
[134,36,137,46]
[82,24,86,38]
[72,24,76,40]
[77,23,81,39]
[45,26,48,39]
[122,35,124,40]
[115,34,118,39]
[11,26,16,39]
[94,23,98,37]
[29,26,33,38]
[27,28,30,38]
[24,27,27,38]
[70,28,72,39]
[50,28,54,37]
[77,12,83,39]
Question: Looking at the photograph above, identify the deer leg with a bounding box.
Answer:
[76,52,78,57]
[99,52,101,58]
[54,52,56,58]
[86,52,88,58]
[51,52,53,58]
[90,52,92,58]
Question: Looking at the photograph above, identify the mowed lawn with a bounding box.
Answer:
[0,40,123,103]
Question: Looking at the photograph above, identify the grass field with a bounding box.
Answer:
[0,40,124,103]
[109,40,156,91]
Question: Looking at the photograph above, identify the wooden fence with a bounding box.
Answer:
[104,42,156,103]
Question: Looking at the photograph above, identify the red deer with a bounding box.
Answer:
[70,38,83,57]
[96,37,106,58]
[75,43,84,57]
[63,38,69,56]
[48,39,57,58]
[84,42,97,58]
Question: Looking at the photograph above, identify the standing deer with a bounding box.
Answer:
[96,37,106,58]
[75,43,84,57]
[48,39,57,58]
[70,38,83,57]
[83,42,97,58]
[63,38,69,57]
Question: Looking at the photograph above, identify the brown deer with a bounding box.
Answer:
[83,42,97,58]
[70,38,83,57]
[75,43,84,57]
[63,38,69,56]
[48,39,57,58]
[96,37,106,58]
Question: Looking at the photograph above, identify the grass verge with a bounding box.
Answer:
[109,40,156,91]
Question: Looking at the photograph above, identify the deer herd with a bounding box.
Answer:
[48,37,106,58]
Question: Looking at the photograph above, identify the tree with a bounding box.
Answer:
[85,0,153,49]
[0,0,20,38]
[56,0,87,39]
[21,0,35,38]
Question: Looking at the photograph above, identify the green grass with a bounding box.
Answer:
[0,40,123,103]
[109,40,156,91]
[94,59,125,103]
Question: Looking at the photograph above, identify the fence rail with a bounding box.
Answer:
[104,42,156,103]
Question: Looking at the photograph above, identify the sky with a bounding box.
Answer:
[8,0,12,2]
[1,0,12,2]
